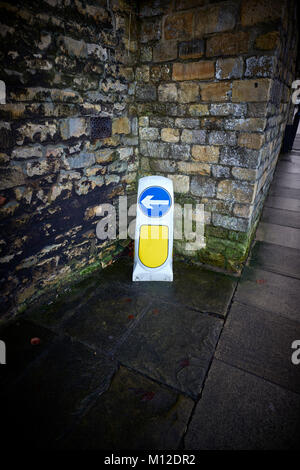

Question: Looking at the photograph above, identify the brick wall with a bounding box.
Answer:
[0,0,138,317]
[136,0,298,272]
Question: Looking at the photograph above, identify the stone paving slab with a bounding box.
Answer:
[117,303,223,399]
[134,262,236,316]
[61,293,151,355]
[24,275,101,329]
[265,195,300,212]
[235,266,300,322]
[249,241,300,279]
[184,360,300,450]
[0,319,55,389]
[261,206,300,228]
[87,256,237,316]
[256,222,300,249]
[276,161,300,173]
[272,172,300,189]
[215,302,300,394]
[279,153,300,164]
[60,365,194,450]
[268,185,300,200]
[1,336,116,450]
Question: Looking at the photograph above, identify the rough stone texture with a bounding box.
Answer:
[173,61,215,81]
[117,303,223,398]
[185,359,300,450]
[0,0,139,318]
[63,366,194,450]
[206,31,250,57]
[232,79,272,102]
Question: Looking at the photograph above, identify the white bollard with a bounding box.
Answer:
[132,175,174,282]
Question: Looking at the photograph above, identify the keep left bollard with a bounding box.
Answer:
[132,175,174,282]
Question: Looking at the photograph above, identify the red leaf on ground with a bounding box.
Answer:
[30,337,41,346]
[152,308,159,314]
[0,196,6,206]
[141,391,155,402]
[179,358,190,368]
[256,279,267,284]
[124,298,132,302]
[128,314,135,320]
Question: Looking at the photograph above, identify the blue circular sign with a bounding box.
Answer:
[139,186,171,217]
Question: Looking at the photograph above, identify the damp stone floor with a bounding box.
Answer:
[1,137,300,450]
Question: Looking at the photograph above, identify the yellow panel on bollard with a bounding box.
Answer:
[133,176,174,281]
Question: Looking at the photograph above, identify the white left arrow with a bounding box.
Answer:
[141,195,169,209]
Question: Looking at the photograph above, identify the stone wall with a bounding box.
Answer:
[0,0,138,318]
[136,0,298,272]
[0,0,298,320]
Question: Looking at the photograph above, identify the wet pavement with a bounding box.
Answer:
[1,138,300,450]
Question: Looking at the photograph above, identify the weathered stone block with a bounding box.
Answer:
[169,143,190,160]
[60,118,87,139]
[139,127,159,141]
[241,0,283,26]
[217,180,255,204]
[164,11,193,40]
[12,146,43,160]
[140,46,152,62]
[219,147,259,169]
[95,149,115,163]
[224,118,266,132]
[212,212,249,232]
[190,176,216,197]
[176,0,205,10]
[136,84,157,102]
[175,118,199,129]
[178,39,204,60]
[210,103,247,117]
[135,66,150,82]
[232,167,257,181]
[140,17,161,43]
[212,165,231,178]
[118,147,134,160]
[150,64,172,82]
[68,153,95,169]
[161,128,180,143]
[192,145,219,163]
[189,104,209,116]
[200,82,231,102]
[194,4,237,37]
[149,159,177,173]
[173,61,215,81]
[168,174,189,193]
[233,203,253,218]
[112,117,130,135]
[245,56,275,78]
[178,82,199,104]
[0,166,25,190]
[178,162,210,175]
[153,41,177,62]
[61,36,87,58]
[232,79,272,102]
[216,57,243,80]
[208,131,237,146]
[181,129,206,144]
[87,43,107,61]
[207,31,249,57]
[237,133,264,149]
[142,141,170,159]
[139,116,149,127]
[158,83,178,102]
[255,31,279,50]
